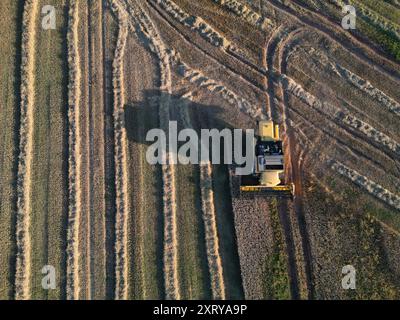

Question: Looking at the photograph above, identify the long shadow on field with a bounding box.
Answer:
[124,90,244,299]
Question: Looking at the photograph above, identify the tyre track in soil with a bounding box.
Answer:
[86,0,108,299]
[144,0,268,93]
[276,29,315,300]
[279,31,400,178]
[85,1,94,299]
[272,21,400,299]
[145,0,289,97]
[291,0,400,60]
[260,8,304,300]
[265,26,305,300]
[150,0,309,299]
[121,0,227,299]
[149,0,399,106]
[265,0,400,82]
[119,0,181,299]
[269,26,400,166]
[284,99,399,184]
[288,118,400,212]
[279,44,400,174]
[281,71,400,160]
[15,0,39,300]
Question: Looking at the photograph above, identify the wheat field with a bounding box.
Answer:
[0,0,399,300]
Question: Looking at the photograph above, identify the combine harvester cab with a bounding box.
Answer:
[239,120,294,198]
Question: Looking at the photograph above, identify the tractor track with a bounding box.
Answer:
[267,22,400,160]
[119,0,181,299]
[280,48,400,173]
[265,25,299,120]
[281,73,400,162]
[264,0,400,82]
[86,0,94,299]
[276,28,315,299]
[144,0,268,93]
[145,0,397,300]
[285,100,398,180]
[265,26,310,300]
[289,45,400,121]
[150,3,396,165]
[289,118,400,212]
[286,93,400,213]
[290,0,400,61]
[272,18,400,298]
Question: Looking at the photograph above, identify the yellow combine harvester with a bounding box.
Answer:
[240,120,294,197]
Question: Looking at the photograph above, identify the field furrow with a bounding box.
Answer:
[86,0,108,299]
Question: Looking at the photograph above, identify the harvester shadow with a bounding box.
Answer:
[123,90,244,299]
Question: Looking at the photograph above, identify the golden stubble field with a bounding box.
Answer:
[0,0,399,300]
